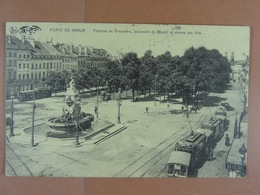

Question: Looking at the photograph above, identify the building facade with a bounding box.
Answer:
[6,35,109,98]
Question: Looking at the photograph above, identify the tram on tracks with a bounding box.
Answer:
[18,88,52,101]
[215,106,227,131]
[167,114,225,177]
[167,131,207,177]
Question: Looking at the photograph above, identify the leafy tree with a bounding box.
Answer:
[103,59,123,97]
[45,70,70,96]
[121,52,141,100]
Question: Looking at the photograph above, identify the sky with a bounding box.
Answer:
[6,22,250,60]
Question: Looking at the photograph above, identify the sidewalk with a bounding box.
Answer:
[198,81,244,177]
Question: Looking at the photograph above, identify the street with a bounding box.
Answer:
[5,79,244,177]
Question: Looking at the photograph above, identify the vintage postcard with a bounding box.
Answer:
[5,22,249,178]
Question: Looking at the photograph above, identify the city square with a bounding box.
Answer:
[5,22,249,178]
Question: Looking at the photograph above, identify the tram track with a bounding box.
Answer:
[6,143,33,176]
[113,107,211,177]
[141,113,210,178]
[5,159,18,176]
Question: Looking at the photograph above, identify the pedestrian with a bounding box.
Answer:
[95,106,98,114]
[186,111,189,118]
[225,134,230,146]
[181,106,184,112]
[146,107,149,113]
[209,148,214,161]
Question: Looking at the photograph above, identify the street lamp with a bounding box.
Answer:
[74,97,81,146]
[9,93,15,137]
[192,85,195,107]
[239,143,247,177]
[96,78,99,119]
[154,75,157,106]
[31,84,36,147]
[117,88,122,124]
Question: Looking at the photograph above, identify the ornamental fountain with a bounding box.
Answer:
[47,76,94,136]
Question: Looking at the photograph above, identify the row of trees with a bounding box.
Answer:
[44,46,231,104]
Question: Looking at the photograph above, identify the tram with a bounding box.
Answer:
[215,106,227,131]
[167,117,223,177]
[200,116,222,142]
[167,131,207,177]
[18,88,52,101]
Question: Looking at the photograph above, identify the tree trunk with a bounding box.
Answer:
[132,89,135,101]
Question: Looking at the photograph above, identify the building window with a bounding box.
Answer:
[19,63,21,68]
[27,54,30,58]
[47,63,49,69]
[14,59,17,66]
[23,54,26,58]
[8,59,12,66]
[8,72,12,80]
[43,72,45,78]
[43,63,45,69]
[14,52,17,57]
[23,74,25,80]
[18,74,21,80]
[27,74,29,79]
[35,64,38,69]
[19,54,21,58]
[27,64,29,69]
[35,73,37,80]
[32,64,34,69]
[39,64,41,69]
[50,63,52,69]
[23,64,25,69]
[31,73,33,80]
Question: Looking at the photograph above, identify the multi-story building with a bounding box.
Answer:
[6,35,109,98]
[6,35,32,97]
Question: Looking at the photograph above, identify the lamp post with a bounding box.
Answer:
[239,143,247,177]
[96,78,99,119]
[192,85,195,107]
[74,97,81,146]
[117,88,122,124]
[9,93,15,137]
[31,84,36,147]
[154,75,157,106]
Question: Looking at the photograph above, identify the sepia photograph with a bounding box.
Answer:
[5,22,249,178]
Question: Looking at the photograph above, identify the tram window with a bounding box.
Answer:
[174,164,181,170]
[168,165,173,174]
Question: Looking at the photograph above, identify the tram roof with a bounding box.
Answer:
[167,151,191,167]
[195,128,214,138]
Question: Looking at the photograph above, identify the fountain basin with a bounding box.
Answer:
[48,112,94,133]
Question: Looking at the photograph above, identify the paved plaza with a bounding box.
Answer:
[5,79,244,178]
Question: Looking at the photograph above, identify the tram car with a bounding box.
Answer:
[200,116,222,142]
[18,88,52,101]
[167,131,207,177]
[214,106,227,131]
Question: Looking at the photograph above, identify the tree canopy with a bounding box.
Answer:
[45,46,231,104]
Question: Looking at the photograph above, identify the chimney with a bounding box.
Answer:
[79,45,82,56]
[81,46,85,55]
[28,36,35,47]
[21,35,26,44]
[88,46,94,53]
[7,36,11,44]
[70,42,73,53]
